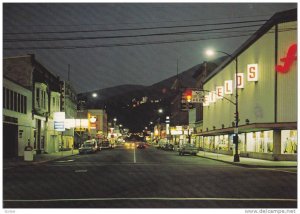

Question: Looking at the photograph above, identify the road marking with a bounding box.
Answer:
[4,197,297,202]
[133,147,136,163]
[74,169,87,173]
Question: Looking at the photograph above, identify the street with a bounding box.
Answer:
[3,143,297,208]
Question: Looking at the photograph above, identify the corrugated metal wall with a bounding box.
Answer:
[203,27,277,131]
[276,21,297,122]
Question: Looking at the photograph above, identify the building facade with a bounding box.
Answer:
[60,81,77,150]
[198,9,297,161]
[3,78,34,158]
[3,54,62,155]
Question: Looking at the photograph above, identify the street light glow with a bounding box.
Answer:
[205,49,215,57]
[158,109,163,114]
[92,93,97,98]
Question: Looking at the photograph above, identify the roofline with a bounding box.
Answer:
[204,8,297,83]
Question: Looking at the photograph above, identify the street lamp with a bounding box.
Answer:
[92,93,97,98]
[205,48,240,162]
[158,108,163,114]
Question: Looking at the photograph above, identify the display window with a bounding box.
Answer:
[238,133,246,152]
[281,130,297,154]
[204,136,215,150]
[246,131,273,153]
[214,135,229,151]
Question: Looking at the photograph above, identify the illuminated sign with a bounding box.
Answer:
[54,112,65,131]
[203,95,210,106]
[204,64,258,107]
[75,119,88,128]
[236,73,244,88]
[224,80,233,94]
[216,86,224,99]
[247,64,258,81]
[209,91,216,103]
[276,44,297,73]
[65,119,75,129]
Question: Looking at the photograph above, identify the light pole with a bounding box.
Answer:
[205,49,240,162]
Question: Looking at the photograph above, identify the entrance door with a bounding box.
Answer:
[3,123,18,158]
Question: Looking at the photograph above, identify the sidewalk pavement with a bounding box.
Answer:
[197,151,297,168]
[3,149,79,169]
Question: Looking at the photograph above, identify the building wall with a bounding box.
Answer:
[3,78,34,156]
[201,18,297,160]
[277,21,297,122]
[3,56,33,89]
[203,22,296,130]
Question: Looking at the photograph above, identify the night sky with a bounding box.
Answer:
[3,3,297,93]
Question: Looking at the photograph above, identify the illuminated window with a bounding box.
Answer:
[281,130,297,154]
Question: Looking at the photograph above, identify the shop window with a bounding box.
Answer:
[246,131,273,153]
[215,135,229,151]
[281,130,297,154]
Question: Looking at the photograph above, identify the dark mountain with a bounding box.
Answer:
[78,84,146,102]
[78,58,225,132]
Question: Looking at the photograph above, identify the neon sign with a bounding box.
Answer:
[276,44,297,73]
[204,64,258,107]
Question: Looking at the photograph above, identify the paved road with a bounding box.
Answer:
[3,143,297,208]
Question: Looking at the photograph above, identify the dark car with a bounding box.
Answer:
[137,143,145,149]
[79,140,97,154]
[163,144,175,151]
[178,144,198,156]
[100,140,113,149]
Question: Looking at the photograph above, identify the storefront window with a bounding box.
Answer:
[246,131,273,153]
[204,136,214,150]
[281,130,297,154]
[214,135,229,151]
[238,133,246,152]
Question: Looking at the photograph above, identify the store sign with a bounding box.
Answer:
[203,95,210,106]
[236,73,244,88]
[247,64,258,81]
[209,91,216,103]
[204,64,258,107]
[75,119,88,129]
[275,44,297,73]
[224,80,233,94]
[54,112,65,131]
[216,86,224,99]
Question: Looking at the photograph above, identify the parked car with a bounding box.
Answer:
[162,144,175,151]
[178,144,198,156]
[100,140,113,149]
[137,143,145,149]
[79,140,98,154]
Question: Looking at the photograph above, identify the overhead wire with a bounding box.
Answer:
[4,19,267,35]
[4,23,265,42]
[5,28,296,51]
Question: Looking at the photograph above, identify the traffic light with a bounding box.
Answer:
[185,89,192,102]
[234,112,239,121]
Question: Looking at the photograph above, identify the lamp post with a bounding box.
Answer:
[205,49,240,162]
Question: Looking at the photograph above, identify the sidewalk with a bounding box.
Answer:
[197,151,297,168]
[3,149,79,169]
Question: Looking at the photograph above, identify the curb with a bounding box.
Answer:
[3,152,79,169]
[32,153,79,165]
[196,154,297,168]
